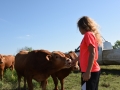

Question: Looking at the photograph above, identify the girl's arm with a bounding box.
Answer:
[86,44,95,73]
[82,44,95,81]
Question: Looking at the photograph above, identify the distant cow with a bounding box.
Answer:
[0,54,15,80]
[50,51,79,90]
[15,50,72,90]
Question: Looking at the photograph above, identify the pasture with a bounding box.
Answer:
[0,65,120,90]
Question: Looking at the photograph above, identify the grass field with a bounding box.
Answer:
[0,65,120,90]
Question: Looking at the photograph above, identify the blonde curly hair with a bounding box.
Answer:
[77,16,103,46]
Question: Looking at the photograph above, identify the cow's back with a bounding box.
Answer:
[4,55,15,68]
[25,50,51,73]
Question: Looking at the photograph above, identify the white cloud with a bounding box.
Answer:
[0,18,9,23]
[17,34,31,40]
[26,35,30,37]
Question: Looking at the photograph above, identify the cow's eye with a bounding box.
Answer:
[55,56,58,58]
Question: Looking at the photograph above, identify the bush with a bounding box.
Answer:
[4,69,17,82]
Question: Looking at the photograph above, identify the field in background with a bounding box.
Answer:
[0,65,120,90]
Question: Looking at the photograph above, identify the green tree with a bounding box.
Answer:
[113,40,120,49]
[17,46,33,52]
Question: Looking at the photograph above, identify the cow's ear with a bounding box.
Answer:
[46,55,52,61]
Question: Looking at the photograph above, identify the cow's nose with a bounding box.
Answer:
[74,66,79,70]
[0,61,3,64]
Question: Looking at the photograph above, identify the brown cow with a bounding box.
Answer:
[15,49,72,90]
[50,51,79,90]
[0,54,15,80]
[14,50,29,89]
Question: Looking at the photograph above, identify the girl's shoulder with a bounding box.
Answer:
[85,31,94,35]
[84,31,95,38]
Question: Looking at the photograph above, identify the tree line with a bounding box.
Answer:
[112,40,120,49]
[18,40,120,52]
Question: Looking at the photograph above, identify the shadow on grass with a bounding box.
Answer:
[100,68,120,75]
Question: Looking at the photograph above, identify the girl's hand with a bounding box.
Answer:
[82,72,91,81]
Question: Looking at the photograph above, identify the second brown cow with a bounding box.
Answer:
[50,51,79,90]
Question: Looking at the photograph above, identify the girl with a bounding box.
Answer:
[72,16,102,90]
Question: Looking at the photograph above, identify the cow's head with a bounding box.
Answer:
[0,54,5,64]
[65,51,79,71]
[46,51,72,69]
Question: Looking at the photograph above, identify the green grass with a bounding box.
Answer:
[0,65,120,90]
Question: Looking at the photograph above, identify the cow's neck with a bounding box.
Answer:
[43,64,63,75]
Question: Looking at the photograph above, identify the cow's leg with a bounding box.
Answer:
[26,76,33,90]
[0,70,3,81]
[51,75,59,90]
[60,79,64,90]
[41,80,47,90]
[4,68,7,72]
[11,64,14,71]
[40,81,42,88]
[17,74,22,90]
[9,65,14,78]
[23,77,27,90]
[0,75,2,81]
[40,81,44,88]
[9,62,14,71]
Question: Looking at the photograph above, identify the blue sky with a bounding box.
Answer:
[0,0,120,55]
